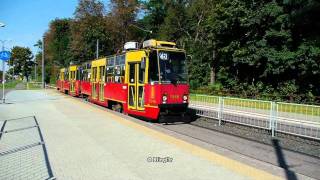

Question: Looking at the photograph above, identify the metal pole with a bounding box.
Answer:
[96,39,99,59]
[42,36,45,88]
[8,58,10,79]
[12,61,14,79]
[2,60,5,103]
[34,63,37,81]
[218,97,223,126]
[2,43,5,103]
[270,101,276,137]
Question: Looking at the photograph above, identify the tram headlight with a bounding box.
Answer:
[162,95,167,103]
[183,95,188,101]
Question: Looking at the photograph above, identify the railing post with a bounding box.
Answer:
[218,97,223,126]
[270,101,277,137]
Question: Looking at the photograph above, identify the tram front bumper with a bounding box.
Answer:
[159,103,189,115]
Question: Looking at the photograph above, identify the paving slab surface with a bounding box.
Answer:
[0,90,288,180]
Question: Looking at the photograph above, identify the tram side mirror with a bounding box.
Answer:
[141,57,146,70]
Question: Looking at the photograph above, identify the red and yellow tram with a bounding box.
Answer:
[56,39,189,121]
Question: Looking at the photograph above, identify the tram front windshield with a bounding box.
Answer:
[149,50,187,84]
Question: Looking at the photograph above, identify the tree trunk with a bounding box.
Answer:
[210,66,215,85]
[210,50,216,85]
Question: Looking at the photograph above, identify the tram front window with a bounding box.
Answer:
[158,51,187,84]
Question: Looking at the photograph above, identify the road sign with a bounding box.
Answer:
[0,51,11,61]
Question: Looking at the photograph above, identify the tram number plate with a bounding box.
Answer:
[159,52,169,61]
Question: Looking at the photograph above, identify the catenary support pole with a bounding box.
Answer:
[96,39,99,59]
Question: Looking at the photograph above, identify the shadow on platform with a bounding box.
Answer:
[272,139,297,180]
[0,116,55,180]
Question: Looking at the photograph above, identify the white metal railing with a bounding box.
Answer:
[189,94,320,140]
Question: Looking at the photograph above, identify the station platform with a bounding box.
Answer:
[0,90,297,179]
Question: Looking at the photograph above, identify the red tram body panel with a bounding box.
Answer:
[80,81,91,96]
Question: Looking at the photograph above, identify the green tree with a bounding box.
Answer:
[40,0,320,103]
[139,0,168,37]
[108,0,141,50]
[10,46,34,81]
[70,0,112,62]
[45,19,72,67]
[33,40,43,81]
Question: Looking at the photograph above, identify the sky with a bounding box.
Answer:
[0,0,78,54]
[1,0,113,71]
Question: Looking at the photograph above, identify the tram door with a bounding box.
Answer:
[92,67,98,99]
[98,66,105,102]
[70,71,75,93]
[60,72,64,91]
[128,61,145,110]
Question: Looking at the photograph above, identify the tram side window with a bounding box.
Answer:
[106,56,115,83]
[80,69,84,81]
[106,55,125,83]
[99,66,105,81]
[149,51,159,82]
[64,72,69,81]
[70,71,74,80]
[87,72,91,81]
[84,72,88,81]
[80,70,84,81]
[139,63,145,84]
[114,65,125,83]
[76,69,80,80]
[59,73,63,80]
[92,67,97,82]
[129,63,135,83]
[114,55,125,83]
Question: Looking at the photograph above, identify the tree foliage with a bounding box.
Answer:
[9,46,34,81]
[40,0,320,103]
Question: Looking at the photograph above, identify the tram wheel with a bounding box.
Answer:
[112,103,123,113]
[182,112,192,123]
[158,115,167,124]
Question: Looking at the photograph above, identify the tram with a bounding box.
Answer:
[57,39,189,121]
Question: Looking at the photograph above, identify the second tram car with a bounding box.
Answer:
[69,65,81,96]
